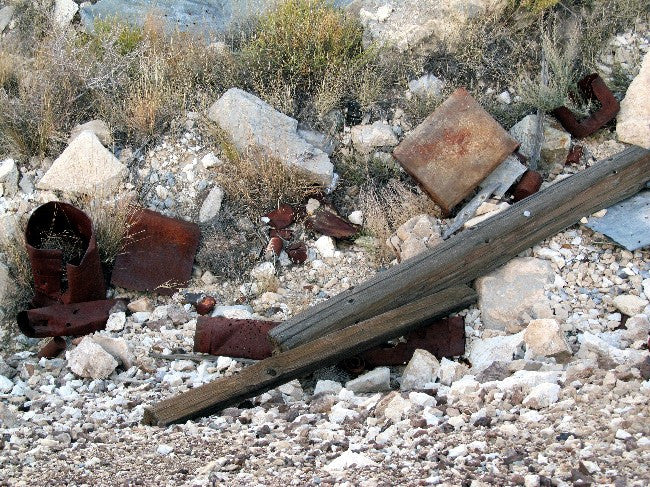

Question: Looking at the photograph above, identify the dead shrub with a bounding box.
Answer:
[0,218,34,321]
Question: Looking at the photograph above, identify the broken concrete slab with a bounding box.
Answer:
[617,51,650,149]
[208,88,333,185]
[36,131,126,196]
[393,88,518,214]
[585,190,650,251]
[475,257,555,333]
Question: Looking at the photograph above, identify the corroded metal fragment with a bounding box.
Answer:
[194,317,280,360]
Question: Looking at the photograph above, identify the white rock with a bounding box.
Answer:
[408,391,436,407]
[53,0,78,28]
[216,356,234,371]
[323,450,377,473]
[448,444,468,458]
[615,429,632,440]
[497,91,511,104]
[350,122,399,154]
[437,358,469,386]
[66,337,118,379]
[0,375,13,393]
[156,444,174,455]
[0,159,18,196]
[523,319,572,358]
[642,278,650,301]
[251,261,275,281]
[475,257,555,332]
[382,393,411,422]
[201,152,222,169]
[0,6,15,33]
[408,74,445,98]
[105,312,126,332]
[348,210,364,226]
[468,332,525,373]
[497,370,560,394]
[400,349,440,390]
[37,131,126,196]
[207,88,333,185]
[522,383,561,409]
[524,474,541,487]
[131,311,151,323]
[345,367,390,393]
[314,380,343,396]
[211,305,254,319]
[612,294,648,316]
[329,403,358,424]
[69,120,111,146]
[314,236,336,258]
[510,114,571,167]
[198,186,224,223]
[448,376,480,403]
[622,315,649,344]
[447,415,465,429]
[91,335,133,369]
[578,331,647,368]
[617,50,650,149]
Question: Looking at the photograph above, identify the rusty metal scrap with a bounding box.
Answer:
[18,299,123,338]
[195,296,217,316]
[342,316,465,369]
[566,145,583,165]
[285,241,307,264]
[513,170,543,202]
[265,204,295,229]
[25,201,106,307]
[305,205,358,238]
[552,74,619,139]
[111,209,200,295]
[193,316,279,360]
[393,88,519,215]
[37,337,67,359]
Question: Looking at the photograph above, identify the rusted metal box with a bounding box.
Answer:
[393,88,519,214]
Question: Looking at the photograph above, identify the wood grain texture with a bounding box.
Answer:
[269,146,650,351]
[143,285,476,426]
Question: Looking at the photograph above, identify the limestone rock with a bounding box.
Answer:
[468,332,525,373]
[612,294,648,316]
[380,393,411,422]
[0,6,15,33]
[53,0,78,27]
[105,312,126,332]
[510,114,571,167]
[69,120,112,146]
[0,374,12,394]
[66,337,118,379]
[578,331,647,369]
[313,380,343,396]
[91,335,133,369]
[350,122,399,154]
[198,185,224,223]
[523,318,572,358]
[408,74,445,98]
[127,297,154,313]
[400,349,440,390]
[354,0,508,54]
[345,366,390,393]
[437,357,469,386]
[0,159,18,196]
[388,214,442,261]
[522,383,561,409]
[314,236,336,258]
[622,315,649,346]
[37,131,126,196]
[207,88,333,185]
[324,450,378,473]
[348,210,363,226]
[617,51,650,149]
[475,257,555,332]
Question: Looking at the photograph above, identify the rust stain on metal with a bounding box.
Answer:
[305,206,358,238]
[265,204,295,229]
[111,209,200,295]
[393,88,519,215]
[513,170,543,202]
[193,317,279,360]
[17,299,123,338]
[343,316,465,369]
[552,74,619,138]
[25,202,106,307]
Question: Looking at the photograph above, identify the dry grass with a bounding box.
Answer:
[359,180,441,264]
[0,218,33,321]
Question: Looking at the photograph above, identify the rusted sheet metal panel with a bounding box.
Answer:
[111,209,200,295]
[194,317,279,360]
[25,202,106,307]
[348,316,465,368]
[552,74,619,138]
[17,299,123,338]
[265,204,295,229]
[393,88,519,214]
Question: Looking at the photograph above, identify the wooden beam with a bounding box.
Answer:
[269,146,650,351]
[142,285,476,426]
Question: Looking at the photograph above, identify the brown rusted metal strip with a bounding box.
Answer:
[305,206,358,238]
[17,299,123,338]
[552,74,619,139]
[111,209,200,295]
[25,201,106,307]
[193,316,279,360]
[37,337,67,359]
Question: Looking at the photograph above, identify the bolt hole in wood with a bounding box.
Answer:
[266,368,277,377]
[347,298,354,304]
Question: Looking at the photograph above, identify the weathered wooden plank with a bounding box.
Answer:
[269,146,650,351]
[142,285,476,426]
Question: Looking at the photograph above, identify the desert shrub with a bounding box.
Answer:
[516,0,561,13]
[0,220,33,321]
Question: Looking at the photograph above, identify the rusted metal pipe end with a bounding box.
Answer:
[513,171,543,202]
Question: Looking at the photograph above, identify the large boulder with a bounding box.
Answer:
[617,50,650,149]
[475,257,555,332]
[207,88,333,185]
[350,0,508,54]
[37,131,126,196]
[66,337,118,379]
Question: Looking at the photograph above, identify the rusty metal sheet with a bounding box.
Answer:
[513,170,542,202]
[111,209,200,295]
[37,337,67,359]
[17,299,123,338]
[194,316,279,360]
[264,204,295,229]
[25,201,106,307]
[552,74,619,138]
[305,206,358,238]
[286,241,307,264]
[341,316,465,370]
[393,88,519,215]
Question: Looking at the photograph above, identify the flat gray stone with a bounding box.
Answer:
[586,190,650,251]
[0,6,15,33]
[199,185,224,223]
[345,366,390,393]
[208,88,333,185]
